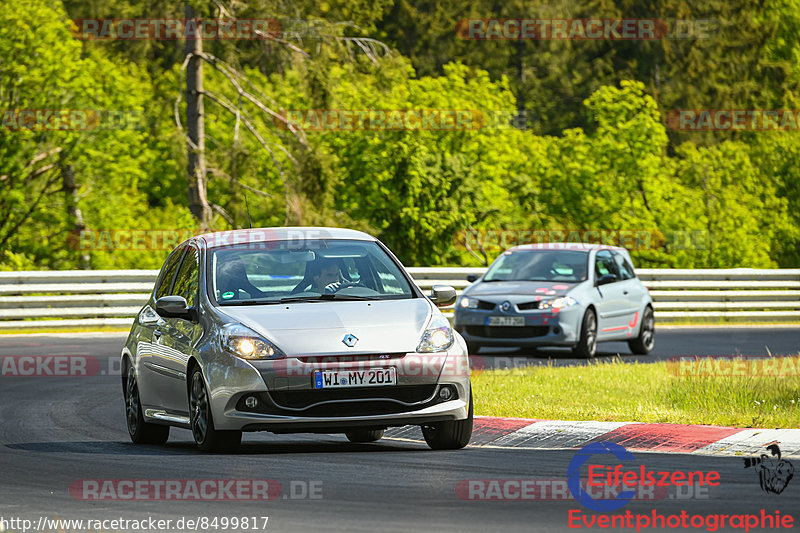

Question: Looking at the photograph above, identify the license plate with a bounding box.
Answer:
[313,367,397,389]
[486,316,525,326]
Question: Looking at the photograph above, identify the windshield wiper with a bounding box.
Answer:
[482,278,553,282]
[327,294,381,301]
[279,294,380,303]
[220,299,283,306]
[220,294,382,305]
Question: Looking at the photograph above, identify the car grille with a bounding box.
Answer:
[296,353,406,364]
[464,325,550,338]
[269,385,437,409]
[284,400,427,417]
[516,301,541,311]
[237,385,441,418]
[476,300,496,310]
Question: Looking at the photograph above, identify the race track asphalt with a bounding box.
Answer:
[0,329,797,533]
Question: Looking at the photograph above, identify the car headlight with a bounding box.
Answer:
[539,296,579,310]
[416,313,454,353]
[220,323,285,360]
[458,296,478,309]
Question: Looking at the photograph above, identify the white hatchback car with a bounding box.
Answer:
[454,243,655,357]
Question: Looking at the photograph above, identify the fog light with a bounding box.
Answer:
[439,387,453,401]
[245,396,258,408]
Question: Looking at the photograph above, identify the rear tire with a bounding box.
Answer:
[628,306,655,355]
[422,391,473,450]
[125,366,170,445]
[572,309,597,358]
[189,369,242,453]
[345,429,385,443]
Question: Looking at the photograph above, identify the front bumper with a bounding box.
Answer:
[454,306,582,347]
[229,397,470,433]
[205,349,471,431]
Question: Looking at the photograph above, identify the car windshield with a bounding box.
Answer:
[483,250,589,282]
[209,239,415,305]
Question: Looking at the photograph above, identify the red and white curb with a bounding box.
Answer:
[386,417,800,457]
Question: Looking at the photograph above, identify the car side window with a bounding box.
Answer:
[594,250,619,281]
[613,251,635,280]
[154,246,186,300]
[370,254,405,294]
[172,246,199,307]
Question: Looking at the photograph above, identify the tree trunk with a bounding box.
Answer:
[61,164,90,269]
[185,4,211,228]
[515,39,526,130]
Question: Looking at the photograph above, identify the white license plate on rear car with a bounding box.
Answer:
[313,367,397,389]
[486,316,525,326]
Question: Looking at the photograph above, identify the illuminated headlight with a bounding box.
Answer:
[220,323,285,360]
[459,297,478,309]
[539,296,579,310]
[417,314,455,353]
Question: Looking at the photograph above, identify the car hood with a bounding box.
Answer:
[219,298,433,355]
[466,280,580,301]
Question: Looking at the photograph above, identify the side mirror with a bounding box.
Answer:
[155,295,197,321]
[596,273,617,286]
[466,274,479,283]
[429,285,457,307]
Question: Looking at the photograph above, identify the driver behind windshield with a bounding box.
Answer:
[307,259,342,293]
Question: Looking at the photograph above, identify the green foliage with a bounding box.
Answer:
[319,62,529,264]
[1,0,798,270]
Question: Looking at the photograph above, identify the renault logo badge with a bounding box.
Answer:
[501,301,511,312]
[342,334,358,347]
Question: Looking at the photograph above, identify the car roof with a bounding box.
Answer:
[507,242,627,252]
[197,227,376,249]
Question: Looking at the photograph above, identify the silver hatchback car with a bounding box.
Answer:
[453,243,655,357]
[121,228,472,452]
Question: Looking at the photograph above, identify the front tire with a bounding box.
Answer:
[572,309,598,358]
[189,369,242,453]
[345,429,385,443]
[628,306,655,355]
[422,391,473,450]
[125,366,170,445]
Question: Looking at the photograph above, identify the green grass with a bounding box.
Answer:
[472,356,800,428]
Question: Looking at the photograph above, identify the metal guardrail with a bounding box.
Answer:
[0,268,799,329]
